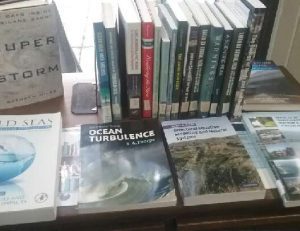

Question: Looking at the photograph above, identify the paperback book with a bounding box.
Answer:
[162,117,265,206]
[0,113,62,226]
[79,119,176,213]
[0,0,63,109]
[243,112,300,207]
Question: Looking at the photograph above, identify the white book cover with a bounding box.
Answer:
[243,112,300,207]
[0,1,63,109]
[162,117,265,206]
[0,113,62,226]
[57,127,80,207]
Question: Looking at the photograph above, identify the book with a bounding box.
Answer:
[58,127,80,207]
[198,1,224,117]
[177,0,199,119]
[158,3,178,120]
[146,0,162,119]
[164,0,188,120]
[135,0,154,118]
[158,27,171,121]
[118,0,142,119]
[243,61,300,111]
[0,0,63,109]
[103,2,122,121]
[207,1,233,116]
[230,0,266,119]
[185,0,210,118]
[242,112,300,207]
[93,1,112,123]
[0,113,62,226]
[215,1,248,116]
[162,117,265,206]
[79,119,176,213]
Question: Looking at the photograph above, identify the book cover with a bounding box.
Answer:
[118,0,142,119]
[231,0,266,119]
[158,27,171,121]
[135,0,155,118]
[93,3,112,123]
[162,117,265,206]
[0,113,61,226]
[165,0,188,120]
[58,127,80,207]
[146,0,162,119]
[0,1,63,109]
[158,4,178,120]
[79,119,176,212]
[197,1,224,117]
[103,2,122,121]
[243,62,300,111]
[243,112,300,207]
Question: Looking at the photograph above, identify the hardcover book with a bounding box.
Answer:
[0,0,63,109]
[0,113,62,226]
[243,61,300,111]
[79,119,176,213]
[162,117,265,206]
[243,112,300,207]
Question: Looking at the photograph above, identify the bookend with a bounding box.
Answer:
[71,82,98,114]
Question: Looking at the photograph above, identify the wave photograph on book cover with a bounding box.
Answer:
[79,119,176,212]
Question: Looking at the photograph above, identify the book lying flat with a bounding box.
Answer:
[79,119,176,213]
[243,112,300,207]
[162,117,265,206]
[0,113,62,226]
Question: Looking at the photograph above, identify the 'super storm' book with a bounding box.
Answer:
[162,117,265,206]
[79,119,176,213]
[0,113,62,226]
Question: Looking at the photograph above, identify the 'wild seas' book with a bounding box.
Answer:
[0,0,63,109]
[0,113,62,226]
[162,117,265,206]
[243,112,300,207]
[58,127,80,207]
[79,119,176,213]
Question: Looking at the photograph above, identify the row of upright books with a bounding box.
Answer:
[93,0,266,122]
[3,111,300,226]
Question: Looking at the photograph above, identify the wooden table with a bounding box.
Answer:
[1,73,300,231]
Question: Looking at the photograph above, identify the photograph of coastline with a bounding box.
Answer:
[265,143,296,160]
[273,159,300,178]
[256,129,285,144]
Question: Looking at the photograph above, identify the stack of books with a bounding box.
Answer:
[92,0,266,122]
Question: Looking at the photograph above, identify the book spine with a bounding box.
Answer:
[94,22,112,123]
[231,9,266,119]
[218,29,247,116]
[152,25,162,118]
[188,26,209,118]
[141,22,154,118]
[105,26,122,120]
[210,30,233,116]
[179,25,198,119]
[126,22,142,119]
[199,26,223,117]
[171,21,188,119]
[159,35,171,121]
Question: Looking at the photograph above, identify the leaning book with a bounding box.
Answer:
[0,113,62,226]
[79,119,176,213]
[243,112,300,207]
[0,0,63,109]
[162,117,265,206]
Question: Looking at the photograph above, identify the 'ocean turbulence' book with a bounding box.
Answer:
[0,113,62,226]
[79,119,176,213]
[243,112,300,207]
[162,117,265,206]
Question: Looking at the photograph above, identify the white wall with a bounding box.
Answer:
[268,0,300,82]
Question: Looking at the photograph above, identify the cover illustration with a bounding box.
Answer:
[79,119,175,211]
[162,117,264,204]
